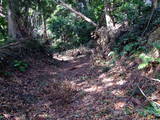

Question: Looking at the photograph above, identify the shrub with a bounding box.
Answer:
[48,5,95,51]
[138,53,160,69]
[13,60,28,72]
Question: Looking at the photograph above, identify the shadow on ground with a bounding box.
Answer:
[0,54,157,120]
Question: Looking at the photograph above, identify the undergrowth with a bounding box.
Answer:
[112,10,160,57]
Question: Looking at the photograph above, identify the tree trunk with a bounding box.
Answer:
[8,0,21,40]
[43,14,47,39]
[104,3,115,29]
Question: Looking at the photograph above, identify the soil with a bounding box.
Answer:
[0,53,159,120]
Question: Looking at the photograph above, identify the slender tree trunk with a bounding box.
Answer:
[8,0,22,40]
[104,3,115,29]
[43,14,47,39]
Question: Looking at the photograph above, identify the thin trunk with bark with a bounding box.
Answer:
[43,14,47,39]
[8,0,21,40]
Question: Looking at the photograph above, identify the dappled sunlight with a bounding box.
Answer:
[1,0,160,119]
[33,113,52,120]
[104,82,114,88]
[84,85,103,93]
[101,77,114,83]
[0,53,151,119]
[3,114,11,119]
[63,63,89,72]
[114,101,126,110]
[53,54,74,61]
[0,54,141,119]
[116,80,127,86]
[111,89,126,97]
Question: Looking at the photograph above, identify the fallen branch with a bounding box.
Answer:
[146,76,160,82]
[0,37,32,50]
[138,86,149,101]
[0,41,21,49]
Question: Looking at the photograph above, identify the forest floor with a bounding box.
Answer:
[0,50,159,120]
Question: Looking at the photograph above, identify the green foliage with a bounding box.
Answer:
[138,53,160,69]
[124,107,132,115]
[109,0,146,23]
[111,1,160,56]
[155,72,160,80]
[0,114,4,120]
[113,30,148,56]
[152,41,160,50]
[48,5,95,51]
[0,16,7,46]
[13,60,28,72]
[86,0,104,22]
[112,10,160,55]
[138,102,160,117]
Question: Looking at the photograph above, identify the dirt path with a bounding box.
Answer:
[0,54,141,120]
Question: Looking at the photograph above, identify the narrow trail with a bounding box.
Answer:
[32,55,134,120]
[0,54,138,120]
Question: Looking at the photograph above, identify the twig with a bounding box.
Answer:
[138,86,150,101]
[145,76,160,82]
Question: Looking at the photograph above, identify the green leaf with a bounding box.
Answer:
[108,51,115,57]
[144,101,160,117]
[19,66,26,72]
[138,62,149,69]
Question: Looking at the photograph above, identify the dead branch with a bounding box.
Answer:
[0,37,32,50]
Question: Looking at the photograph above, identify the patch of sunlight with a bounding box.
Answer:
[84,85,103,92]
[116,80,126,85]
[37,113,51,118]
[50,72,58,75]
[103,82,114,88]
[13,115,26,120]
[53,54,74,61]
[3,114,10,119]
[102,77,114,83]
[98,73,107,79]
[77,81,88,86]
[64,63,89,71]
[0,39,5,42]
[101,77,115,87]
[44,101,52,108]
[114,101,126,110]
[111,90,125,96]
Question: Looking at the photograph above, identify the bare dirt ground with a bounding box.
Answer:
[0,53,159,120]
